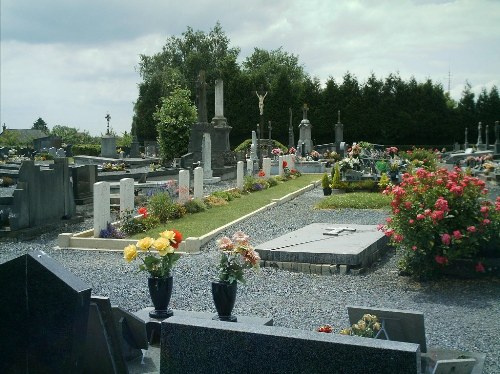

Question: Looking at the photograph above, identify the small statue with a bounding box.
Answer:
[256,91,267,115]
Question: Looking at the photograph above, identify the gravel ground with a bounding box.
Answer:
[0,182,499,373]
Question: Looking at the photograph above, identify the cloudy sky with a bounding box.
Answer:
[1,0,499,136]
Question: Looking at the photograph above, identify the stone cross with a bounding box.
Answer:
[196,70,208,123]
[476,122,483,147]
[302,104,309,120]
[323,227,357,236]
[215,79,224,118]
[105,113,111,135]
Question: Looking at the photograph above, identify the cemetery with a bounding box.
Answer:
[0,70,499,373]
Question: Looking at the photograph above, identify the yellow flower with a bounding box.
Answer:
[339,328,351,335]
[123,244,137,262]
[153,237,170,254]
[160,230,175,242]
[137,237,154,251]
[373,322,381,331]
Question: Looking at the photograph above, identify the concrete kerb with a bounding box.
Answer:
[56,180,321,253]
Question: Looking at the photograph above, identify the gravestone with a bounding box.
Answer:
[347,305,427,353]
[236,161,244,190]
[278,155,284,176]
[0,251,91,373]
[262,157,271,177]
[335,110,344,152]
[56,147,66,157]
[297,104,313,154]
[211,79,232,169]
[48,146,57,158]
[160,316,420,374]
[250,131,258,161]
[193,166,203,199]
[178,169,189,203]
[94,181,111,237]
[119,178,134,214]
[202,132,213,179]
[129,133,141,158]
[246,159,253,174]
[101,136,117,158]
[476,122,485,150]
[72,164,97,205]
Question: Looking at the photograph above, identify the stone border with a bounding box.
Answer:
[56,181,320,253]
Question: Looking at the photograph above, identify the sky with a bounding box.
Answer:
[1,0,499,137]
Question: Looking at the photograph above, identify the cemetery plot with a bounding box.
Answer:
[255,223,389,274]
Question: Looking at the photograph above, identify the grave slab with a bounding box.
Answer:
[255,224,388,270]
[134,307,273,345]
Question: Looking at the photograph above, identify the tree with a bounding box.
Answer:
[51,125,97,144]
[134,22,240,142]
[32,117,49,133]
[457,82,477,141]
[154,87,197,162]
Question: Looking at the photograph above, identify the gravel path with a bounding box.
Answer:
[0,184,499,373]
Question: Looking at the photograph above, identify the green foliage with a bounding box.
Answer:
[211,190,235,202]
[120,210,160,235]
[32,117,49,133]
[0,131,21,146]
[51,125,97,144]
[331,162,342,189]
[315,192,391,210]
[267,177,279,187]
[73,144,101,156]
[116,131,133,148]
[203,195,229,208]
[154,87,197,162]
[399,147,438,171]
[321,173,330,189]
[378,173,391,190]
[148,192,186,222]
[183,198,207,214]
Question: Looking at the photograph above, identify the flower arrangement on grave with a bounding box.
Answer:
[400,147,437,171]
[316,324,333,333]
[348,144,362,158]
[102,162,127,172]
[120,207,160,236]
[338,156,361,172]
[379,167,500,278]
[310,150,320,159]
[271,148,283,156]
[123,229,183,278]
[385,146,399,158]
[339,314,381,338]
[288,147,296,155]
[216,231,260,284]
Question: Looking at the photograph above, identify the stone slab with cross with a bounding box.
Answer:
[255,224,388,271]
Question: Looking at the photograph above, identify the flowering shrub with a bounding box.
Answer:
[120,208,160,236]
[216,231,260,284]
[288,147,296,155]
[100,222,125,239]
[123,229,183,277]
[338,157,361,172]
[379,167,499,278]
[340,314,381,338]
[400,147,437,171]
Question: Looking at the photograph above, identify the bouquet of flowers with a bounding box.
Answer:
[216,231,260,284]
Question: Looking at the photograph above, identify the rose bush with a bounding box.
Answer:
[379,167,499,278]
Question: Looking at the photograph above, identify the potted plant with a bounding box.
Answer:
[213,231,260,321]
[321,173,332,196]
[331,162,344,193]
[123,229,183,318]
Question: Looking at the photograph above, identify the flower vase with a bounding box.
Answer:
[211,281,237,322]
[148,275,174,319]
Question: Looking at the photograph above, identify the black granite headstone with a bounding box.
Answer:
[0,251,91,373]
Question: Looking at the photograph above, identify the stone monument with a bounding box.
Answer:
[476,122,485,150]
[464,127,469,149]
[211,79,232,168]
[297,104,313,154]
[335,110,344,153]
[202,133,213,179]
[495,121,500,155]
[250,131,258,161]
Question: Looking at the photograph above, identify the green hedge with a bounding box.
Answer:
[73,144,101,156]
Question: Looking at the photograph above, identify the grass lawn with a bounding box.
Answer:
[132,174,321,239]
[315,192,391,210]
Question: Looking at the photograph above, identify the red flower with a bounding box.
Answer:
[138,207,148,218]
[317,324,332,333]
[475,262,485,273]
[467,226,477,233]
[258,170,266,177]
[282,160,288,168]
[452,230,462,240]
[171,229,183,249]
[435,256,448,265]
[440,233,451,246]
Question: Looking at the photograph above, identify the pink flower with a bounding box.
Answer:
[440,233,451,246]
[384,229,394,237]
[435,255,448,265]
[467,226,477,233]
[393,234,404,243]
[475,262,485,273]
[386,217,392,223]
[431,210,445,221]
[404,201,412,209]
[411,246,417,251]
[434,197,449,212]
[482,219,491,225]
[409,219,415,225]
[416,213,425,220]
[424,209,432,216]
[452,230,462,240]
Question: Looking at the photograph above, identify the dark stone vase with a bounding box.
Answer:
[323,187,332,196]
[148,275,174,319]
[211,281,237,322]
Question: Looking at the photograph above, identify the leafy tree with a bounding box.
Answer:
[154,87,197,162]
[134,22,240,142]
[32,117,49,133]
[116,131,133,148]
[51,125,97,144]
[0,131,21,146]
